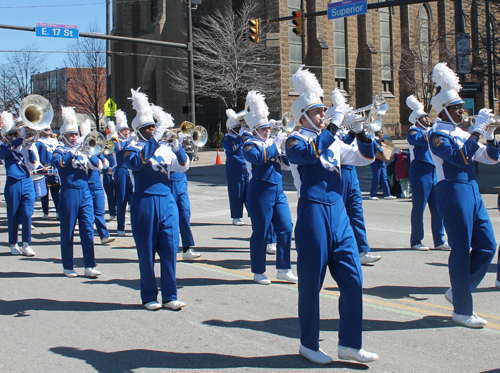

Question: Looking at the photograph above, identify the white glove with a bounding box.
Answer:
[274,131,285,149]
[483,126,496,141]
[71,136,85,155]
[344,112,364,133]
[153,125,168,142]
[473,108,493,134]
[171,132,186,151]
[238,127,247,137]
[330,105,352,127]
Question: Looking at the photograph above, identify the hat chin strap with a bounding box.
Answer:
[443,107,458,127]
[305,112,321,132]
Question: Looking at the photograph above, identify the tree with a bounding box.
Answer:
[167,0,280,110]
[0,44,47,115]
[65,23,106,131]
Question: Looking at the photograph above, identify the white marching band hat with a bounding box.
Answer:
[290,65,326,123]
[430,62,464,114]
[60,106,79,136]
[1,111,16,137]
[226,108,245,133]
[406,95,426,125]
[129,87,155,133]
[114,109,129,132]
[244,91,270,132]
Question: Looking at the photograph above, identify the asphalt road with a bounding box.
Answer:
[0,149,499,373]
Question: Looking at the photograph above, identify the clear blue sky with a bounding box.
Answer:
[0,0,107,71]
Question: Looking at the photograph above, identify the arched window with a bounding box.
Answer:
[418,5,430,80]
[288,0,303,91]
[380,6,393,93]
[333,17,347,90]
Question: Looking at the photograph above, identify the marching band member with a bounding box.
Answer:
[285,66,378,364]
[51,107,101,278]
[80,119,115,246]
[102,145,117,221]
[242,91,297,285]
[223,109,249,226]
[405,95,448,251]
[369,129,396,200]
[0,112,36,256]
[36,126,60,219]
[110,109,133,236]
[124,88,189,311]
[327,88,381,265]
[428,63,499,327]
[151,104,200,260]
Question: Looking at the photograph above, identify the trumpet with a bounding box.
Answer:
[462,112,500,130]
[161,122,208,148]
[271,112,296,134]
[349,95,387,133]
[12,95,54,146]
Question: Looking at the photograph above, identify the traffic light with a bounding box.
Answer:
[292,10,303,36]
[249,18,259,44]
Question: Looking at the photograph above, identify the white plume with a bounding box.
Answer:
[80,119,92,138]
[245,91,269,119]
[151,104,174,128]
[61,106,78,126]
[107,121,116,134]
[406,95,424,112]
[292,65,324,98]
[114,109,127,127]
[330,88,346,109]
[1,111,14,130]
[129,88,153,118]
[226,109,238,122]
[432,62,461,92]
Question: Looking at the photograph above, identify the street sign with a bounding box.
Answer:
[104,98,117,117]
[328,0,367,20]
[35,23,79,39]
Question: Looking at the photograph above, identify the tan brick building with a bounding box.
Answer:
[110,0,491,139]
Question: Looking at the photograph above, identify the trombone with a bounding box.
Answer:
[12,95,54,146]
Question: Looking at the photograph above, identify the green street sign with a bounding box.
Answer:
[104,98,117,117]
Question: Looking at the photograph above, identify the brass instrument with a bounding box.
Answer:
[12,95,54,146]
[462,112,500,130]
[80,131,106,156]
[271,112,296,134]
[348,95,387,133]
[161,121,208,148]
[103,139,116,155]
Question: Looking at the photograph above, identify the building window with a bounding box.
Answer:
[380,6,393,93]
[289,0,302,92]
[418,5,430,82]
[333,17,347,91]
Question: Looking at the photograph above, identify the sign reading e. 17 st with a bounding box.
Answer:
[328,0,367,20]
[35,23,79,39]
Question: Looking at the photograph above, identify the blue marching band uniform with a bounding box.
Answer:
[5,62,500,364]
[1,111,37,256]
[102,153,116,219]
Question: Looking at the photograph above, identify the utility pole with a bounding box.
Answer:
[486,0,494,109]
[187,0,196,125]
[106,0,111,101]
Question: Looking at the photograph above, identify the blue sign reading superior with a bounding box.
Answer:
[328,0,367,20]
[35,23,79,39]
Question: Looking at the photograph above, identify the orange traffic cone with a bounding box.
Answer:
[215,150,222,165]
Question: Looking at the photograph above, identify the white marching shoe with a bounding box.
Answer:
[117,230,125,236]
[435,242,451,250]
[383,195,397,200]
[359,252,381,264]
[101,236,115,245]
[253,273,271,285]
[143,301,162,311]
[452,312,487,328]
[444,288,453,304]
[10,244,21,255]
[163,300,185,310]
[232,218,244,226]
[411,243,429,251]
[299,345,333,365]
[84,267,101,278]
[277,269,298,283]
[266,243,277,254]
[21,243,35,257]
[338,345,379,363]
[63,269,78,278]
[182,248,201,260]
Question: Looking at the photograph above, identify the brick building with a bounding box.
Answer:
[110,0,491,139]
